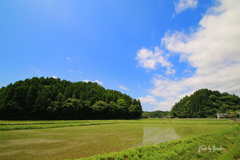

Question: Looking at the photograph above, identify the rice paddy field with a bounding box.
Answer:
[0,119,239,160]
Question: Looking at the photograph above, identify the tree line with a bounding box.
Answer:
[170,89,240,118]
[0,77,142,120]
[141,110,170,118]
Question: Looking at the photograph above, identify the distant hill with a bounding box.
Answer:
[0,77,142,120]
[142,110,170,118]
[170,89,240,118]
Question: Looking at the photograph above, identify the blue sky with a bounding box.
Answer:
[1,0,240,111]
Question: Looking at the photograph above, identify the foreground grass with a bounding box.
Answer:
[81,123,240,160]
[0,119,237,159]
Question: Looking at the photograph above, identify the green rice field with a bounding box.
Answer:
[0,119,239,159]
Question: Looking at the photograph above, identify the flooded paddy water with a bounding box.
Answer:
[141,127,181,145]
[0,120,234,159]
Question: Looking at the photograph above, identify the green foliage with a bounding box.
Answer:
[0,77,142,120]
[143,110,170,118]
[170,89,240,118]
[141,112,150,118]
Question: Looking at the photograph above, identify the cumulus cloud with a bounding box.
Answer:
[165,69,176,75]
[174,0,198,14]
[83,79,103,85]
[119,85,129,91]
[135,47,174,74]
[148,0,240,111]
[138,95,157,104]
[83,79,90,83]
[94,80,103,85]
[51,76,57,79]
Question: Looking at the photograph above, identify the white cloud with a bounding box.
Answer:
[83,79,103,85]
[174,0,198,14]
[31,66,41,74]
[94,79,103,85]
[83,79,90,83]
[183,69,191,74]
[135,47,174,74]
[119,85,129,91]
[165,69,176,75]
[67,70,74,72]
[138,95,157,104]
[51,76,57,79]
[146,0,240,111]
[66,57,71,62]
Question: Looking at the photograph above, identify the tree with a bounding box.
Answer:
[26,85,37,109]
[0,77,143,120]
[117,99,128,118]
[91,101,108,118]
[3,84,15,106]
[108,101,117,119]
[141,112,150,118]
[170,89,240,118]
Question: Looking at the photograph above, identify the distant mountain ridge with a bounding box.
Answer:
[170,89,240,118]
[0,77,142,120]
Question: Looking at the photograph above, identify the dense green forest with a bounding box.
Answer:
[0,77,142,120]
[141,110,170,118]
[170,89,240,118]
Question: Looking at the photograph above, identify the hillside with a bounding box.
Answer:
[170,89,240,118]
[0,77,142,120]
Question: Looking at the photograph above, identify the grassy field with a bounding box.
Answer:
[0,119,238,159]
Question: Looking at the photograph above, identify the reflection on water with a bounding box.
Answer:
[141,127,181,145]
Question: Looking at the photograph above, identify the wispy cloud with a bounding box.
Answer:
[119,85,129,91]
[31,66,41,74]
[174,0,198,14]
[67,70,74,72]
[150,0,240,111]
[66,57,71,62]
[183,69,191,73]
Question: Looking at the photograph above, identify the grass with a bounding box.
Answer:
[0,120,138,131]
[0,119,235,131]
[81,123,240,160]
[0,119,238,159]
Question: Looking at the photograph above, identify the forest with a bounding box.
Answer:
[0,77,142,120]
[141,110,170,118]
[170,89,240,118]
